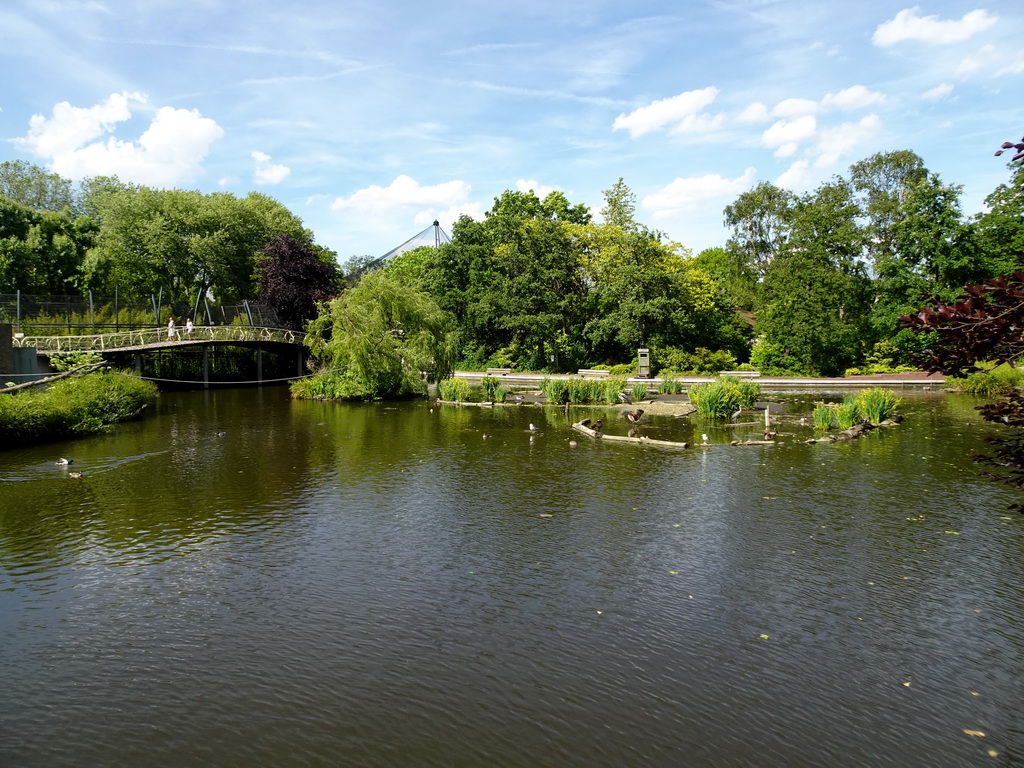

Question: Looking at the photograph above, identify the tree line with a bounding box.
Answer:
[2,151,1023,378]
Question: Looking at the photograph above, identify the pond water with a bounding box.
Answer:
[1,387,1022,767]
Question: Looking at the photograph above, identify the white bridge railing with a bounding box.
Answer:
[13,326,304,352]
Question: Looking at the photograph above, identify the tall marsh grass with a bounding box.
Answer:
[688,375,762,419]
[438,377,472,402]
[855,387,901,423]
[658,376,683,395]
[811,387,901,430]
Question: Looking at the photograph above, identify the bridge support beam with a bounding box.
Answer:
[135,353,141,376]
[203,346,209,389]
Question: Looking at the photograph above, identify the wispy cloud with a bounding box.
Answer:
[612,87,721,138]
[873,8,998,46]
[643,167,757,219]
[923,83,954,101]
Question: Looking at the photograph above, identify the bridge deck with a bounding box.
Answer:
[13,326,304,353]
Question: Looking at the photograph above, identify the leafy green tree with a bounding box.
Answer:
[81,186,308,304]
[723,181,795,282]
[0,160,75,213]
[975,163,1024,277]
[490,217,588,370]
[600,177,639,231]
[869,172,984,346]
[849,150,926,271]
[0,195,92,293]
[756,181,870,375]
[303,270,455,398]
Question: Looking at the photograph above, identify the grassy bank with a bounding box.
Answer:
[0,371,159,447]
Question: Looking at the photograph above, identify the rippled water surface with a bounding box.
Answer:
[1,388,1022,767]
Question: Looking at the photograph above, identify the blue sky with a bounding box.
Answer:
[1,1,1021,262]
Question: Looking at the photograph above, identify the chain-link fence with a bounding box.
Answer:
[0,292,280,334]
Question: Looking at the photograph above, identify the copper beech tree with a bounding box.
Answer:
[901,133,1024,507]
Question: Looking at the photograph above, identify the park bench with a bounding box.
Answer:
[485,368,512,376]
[577,369,610,378]
[719,370,761,378]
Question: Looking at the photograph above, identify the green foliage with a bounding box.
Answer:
[844,332,926,375]
[540,377,570,404]
[836,397,861,429]
[953,365,1024,396]
[48,350,105,372]
[0,371,157,445]
[301,270,455,400]
[631,383,648,401]
[855,387,902,423]
[655,346,737,375]
[603,377,627,404]
[658,376,683,395]
[749,337,806,376]
[290,371,368,400]
[437,377,472,402]
[479,375,500,401]
[755,180,871,376]
[688,375,760,419]
[812,403,834,429]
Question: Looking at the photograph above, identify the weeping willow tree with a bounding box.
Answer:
[295,270,455,400]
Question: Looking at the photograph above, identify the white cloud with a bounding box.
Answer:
[516,179,560,198]
[737,102,770,123]
[330,174,477,224]
[775,160,814,191]
[873,8,997,47]
[813,114,883,167]
[762,116,817,158]
[252,151,290,185]
[642,167,757,219]
[15,91,144,159]
[13,92,223,186]
[771,97,820,118]
[922,82,954,100]
[822,85,887,110]
[612,87,721,138]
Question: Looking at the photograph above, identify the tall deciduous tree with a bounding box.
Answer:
[81,185,308,304]
[723,181,795,282]
[0,160,75,213]
[756,181,870,375]
[849,149,926,271]
[257,235,341,330]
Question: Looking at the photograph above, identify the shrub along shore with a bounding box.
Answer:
[0,371,159,447]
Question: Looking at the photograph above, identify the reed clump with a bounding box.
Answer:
[437,377,472,402]
[688,375,761,419]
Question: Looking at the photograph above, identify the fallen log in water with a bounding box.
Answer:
[571,421,690,449]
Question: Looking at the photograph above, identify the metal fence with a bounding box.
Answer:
[0,292,280,334]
